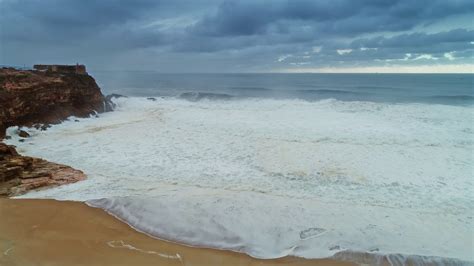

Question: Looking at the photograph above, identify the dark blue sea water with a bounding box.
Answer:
[91,72,474,105]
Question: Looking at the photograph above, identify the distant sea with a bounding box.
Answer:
[92,72,474,105]
[7,72,474,264]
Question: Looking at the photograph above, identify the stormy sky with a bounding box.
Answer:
[1,0,473,72]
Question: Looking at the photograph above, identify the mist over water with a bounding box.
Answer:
[7,73,474,264]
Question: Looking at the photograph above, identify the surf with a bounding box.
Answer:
[6,96,474,264]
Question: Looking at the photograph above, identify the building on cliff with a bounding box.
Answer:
[33,64,87,75]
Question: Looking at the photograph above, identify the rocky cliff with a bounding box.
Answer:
[0,67,106,138]
[0,142,86,197]
[0,66,107,196]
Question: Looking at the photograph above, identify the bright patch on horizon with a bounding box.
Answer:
[337,49,353,55]
[360,47,378,51]
[277,54,292,62]
[413,54,438,60]
[280,64,474,73]
[444,52,455,60]
[290,62,310,66]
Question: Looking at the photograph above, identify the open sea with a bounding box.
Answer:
[6,73,474,265]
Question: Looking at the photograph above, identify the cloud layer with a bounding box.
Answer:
[1,0,472,72]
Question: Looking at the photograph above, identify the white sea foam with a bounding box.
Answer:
[86,188,472,263]
[6,97,474,264]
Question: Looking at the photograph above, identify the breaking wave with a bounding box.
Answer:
[172,89,474,106]
[178,92,235,101]
[425,95,474,104]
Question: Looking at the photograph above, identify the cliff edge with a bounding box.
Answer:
[0,67,106,138]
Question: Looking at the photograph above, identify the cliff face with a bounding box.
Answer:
[0,68,106,138]
[0,66,107,196]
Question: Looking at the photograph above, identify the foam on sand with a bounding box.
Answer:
[86,187,472,264]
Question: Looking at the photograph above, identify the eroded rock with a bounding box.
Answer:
[0,142,86,197]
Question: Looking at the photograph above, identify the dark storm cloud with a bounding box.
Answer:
[191,0,473,37]
[1,0,203,45]
[2,0,155,35]
[1,0,473,71]
[8,0,157,27]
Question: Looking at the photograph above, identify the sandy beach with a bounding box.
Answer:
[0,199,355,266]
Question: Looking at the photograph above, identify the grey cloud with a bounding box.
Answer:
[190,0,474,38]
[339,29,474,64]
[351,29,474,49]
[1,0,473,71]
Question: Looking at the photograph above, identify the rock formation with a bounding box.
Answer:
[0,142,86,197]
[0,66,108,196]
[104,93,127,111]
[0,67,106,138]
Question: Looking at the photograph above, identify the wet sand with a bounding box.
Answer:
[0,199,355,266]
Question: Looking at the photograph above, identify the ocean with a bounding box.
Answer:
[6,73,474,264]
[93,72,474,105]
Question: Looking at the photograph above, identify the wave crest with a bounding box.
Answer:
[179,92,235,101]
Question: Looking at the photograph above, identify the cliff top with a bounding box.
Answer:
[0,68,63,91]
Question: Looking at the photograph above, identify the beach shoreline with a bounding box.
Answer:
[0,198,355,266]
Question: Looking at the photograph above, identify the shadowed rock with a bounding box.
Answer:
[0,66,102,196]
[104,93,127,112]
[18,129,30,138]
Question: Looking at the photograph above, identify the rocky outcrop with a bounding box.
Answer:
[0,142,86,197]
[104,93,127,111]
[0,67,106,138]
[0,66,106,196]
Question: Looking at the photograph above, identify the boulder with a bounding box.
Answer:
[18,129,30,138]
